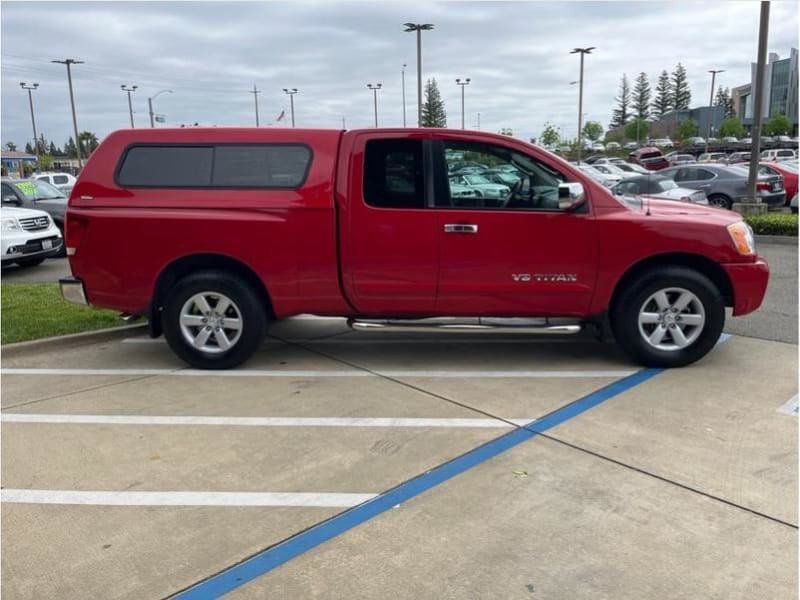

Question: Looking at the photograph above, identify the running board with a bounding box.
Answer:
[347,317,582,335]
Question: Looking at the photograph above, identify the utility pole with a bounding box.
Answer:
[739,0,771,213]
[367,83,382,127]
[19,82,39,162]
[121,85,137,128]
[477,112,481,131]
[283,88,298,127]
[51,58,84,167]
[705,70,724,153]
[342,116,346,129]
[401,64,407,127]
[148,89,173,128]
[404,23,434,127]
[456,78,471,129]
[250,84,261,127]
[570,47,595,164]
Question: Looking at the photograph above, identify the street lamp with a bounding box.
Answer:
[456,78,471,129]
[282,88,298,127]
[52,58,84,167]
[570,47,595,164]
[19,82,39,161]
[250,84,261,127]
[401,64,407,127]
[148,89,173,128]
[706,69,724,152]
[367,83,382,127]
[403,23,434,127]
[121,85,137,128]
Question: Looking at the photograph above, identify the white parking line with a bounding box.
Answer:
[777,394,798,417]
[1,414,531,428]
[0,489,376,507]
[0,368,634,378]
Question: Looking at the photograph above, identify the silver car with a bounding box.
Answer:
[659,164,785,209]
[612,175,708,204]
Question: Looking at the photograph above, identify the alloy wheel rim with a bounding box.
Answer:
[179,291,243,354]
[637,287,706,352]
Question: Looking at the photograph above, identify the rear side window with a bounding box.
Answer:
[53,175,69,184]
[116,144,311,188]
[363,139,425,209]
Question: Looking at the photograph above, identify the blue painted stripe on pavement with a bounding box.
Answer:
[174,366,663,599]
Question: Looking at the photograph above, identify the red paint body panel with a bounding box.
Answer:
[763,161,798,200]
[66,127,769,324]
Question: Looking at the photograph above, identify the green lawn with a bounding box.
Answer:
[1,283,124,344]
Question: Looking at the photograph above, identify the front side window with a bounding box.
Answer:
[440,140,571,210]
[116,144,311,188]
[363,139,424,209]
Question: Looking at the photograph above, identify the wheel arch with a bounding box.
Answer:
[149,253,274,338]
[609,253,734,320]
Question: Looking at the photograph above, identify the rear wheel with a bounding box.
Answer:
[163,271,268,369]
[611,267,725,368]
[707,194,732,210]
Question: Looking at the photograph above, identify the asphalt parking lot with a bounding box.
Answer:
[1,309,797,598]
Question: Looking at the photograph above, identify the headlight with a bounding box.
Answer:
[1,218,20,232]
[727,221,755,256]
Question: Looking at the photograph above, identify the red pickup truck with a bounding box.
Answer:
[60,128,769,369]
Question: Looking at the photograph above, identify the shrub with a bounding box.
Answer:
[743,213,798,236]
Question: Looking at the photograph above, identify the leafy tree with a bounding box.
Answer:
[540,123,560,146]
[765,114,791,136]
[718,117,746,139]
[582,121,603,142]
[38,154,54,170]
[5,141,17,151]
[420,78,447,127]
[78,131,100,155]
[65,137,78,158]
[632,72,651,121]
[677,118,699,141]
[671,63,691,110]
[25,142,34,154]
[610,74,631,129]
[624,118,650,142]
[652,70,672,117]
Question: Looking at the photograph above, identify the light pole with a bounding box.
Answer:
[477,112,481,131]
[743,0,770,210]
[283,88,298,127]
[121,84,137,128]
[705,69,724,152]
[401,64,407,127]
[367,83,382,127]
[456,78,471,129]
[19,82,39,161]
[148,89,173,128]
[404,23,434,127]
[52,58,84,167]
[250,84,261,127]
[570,47,594,164]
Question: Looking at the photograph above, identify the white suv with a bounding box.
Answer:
[1,206,63,267]
[34,172,77,194]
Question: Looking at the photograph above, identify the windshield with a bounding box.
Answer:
[656,179,679,191]
[15,179,66,200]
[464,175,491,184]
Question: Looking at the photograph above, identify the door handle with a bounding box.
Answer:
[444,224,478,234]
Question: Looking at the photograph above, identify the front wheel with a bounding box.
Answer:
[163,271,268,369]
[611,267,725,368]
[708,194,732,210]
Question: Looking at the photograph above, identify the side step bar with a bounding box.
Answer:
[347,317,582,335]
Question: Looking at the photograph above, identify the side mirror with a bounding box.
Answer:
[558,182,585,210]
[2,195,21,206]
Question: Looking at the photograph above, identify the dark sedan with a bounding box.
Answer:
[658,164,785,209]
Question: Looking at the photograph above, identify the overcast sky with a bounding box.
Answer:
[2,0,798,150]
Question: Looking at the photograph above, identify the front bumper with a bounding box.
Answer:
[60,276,89,306]
[723,258,770,316]
[1,235,62,262]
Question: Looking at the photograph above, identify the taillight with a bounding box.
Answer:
[65,213,88,256]
[756,181,770,191]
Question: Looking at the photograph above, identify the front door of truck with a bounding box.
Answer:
[339,134,439,314]
[432,137,598,316]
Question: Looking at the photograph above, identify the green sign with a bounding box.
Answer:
[16,181,37,198]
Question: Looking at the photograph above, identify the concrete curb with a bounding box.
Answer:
[1,323,149,358]
[755,235,798,246]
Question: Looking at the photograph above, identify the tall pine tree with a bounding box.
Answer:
[671,63,691,110]
[421,78,447,127]
[652,70,672,117]
[632,72,651,121]
[610,74,631,129]
[715,86,735,119]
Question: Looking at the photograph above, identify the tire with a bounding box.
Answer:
[15,257,45,267]
[611,267,725,368]
[162,270,268,369]
[54,222,66,258]
[707,194,732,210]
